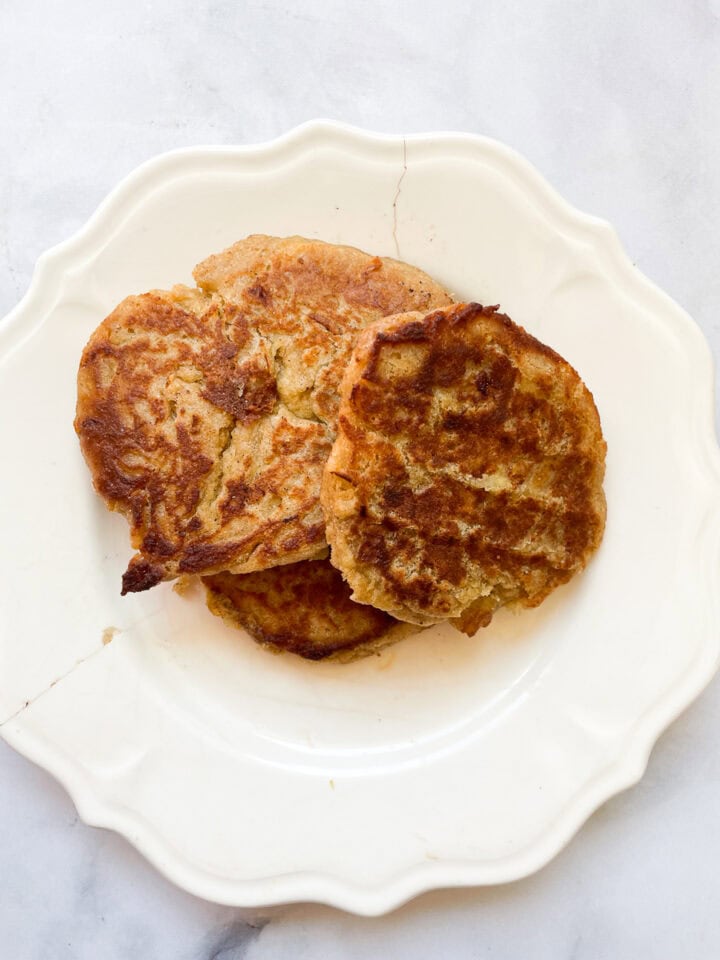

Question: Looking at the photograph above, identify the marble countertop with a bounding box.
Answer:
[2,1,719,956]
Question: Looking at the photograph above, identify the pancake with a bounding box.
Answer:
[321,302,606,632]
[203,558,419,661]
[75,236,453,594]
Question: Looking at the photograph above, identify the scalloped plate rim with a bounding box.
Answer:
[3,625,719,916]
[2,120,719,915]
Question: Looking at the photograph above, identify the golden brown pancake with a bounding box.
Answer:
[203,559,419,661]
[75,236,452,594]
[321,303,606,632]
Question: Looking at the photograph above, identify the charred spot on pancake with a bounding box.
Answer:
[121,557,165,595]
[201,363,278,421]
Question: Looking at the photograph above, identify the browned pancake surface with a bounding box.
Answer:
[321,303,607,631]
[75,236,452,593]
[203,559,418,661]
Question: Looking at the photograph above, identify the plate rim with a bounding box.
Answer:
[2,120,720,916]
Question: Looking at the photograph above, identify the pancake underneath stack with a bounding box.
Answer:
[203,559,418,661]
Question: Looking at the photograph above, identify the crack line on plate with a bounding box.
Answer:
[0,630,121,728]
[392,138,408,260]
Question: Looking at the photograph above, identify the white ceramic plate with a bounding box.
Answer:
[1,122,719,916]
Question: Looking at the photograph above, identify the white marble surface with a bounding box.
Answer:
[1,0,719,956]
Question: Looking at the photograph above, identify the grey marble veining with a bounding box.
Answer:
[2,1,719,956]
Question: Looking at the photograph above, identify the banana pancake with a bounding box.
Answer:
[75,236,452,594]
[203,558,419,661]
[321,302,606,632]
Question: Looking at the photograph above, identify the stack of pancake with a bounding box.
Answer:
[75,236,606,661]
